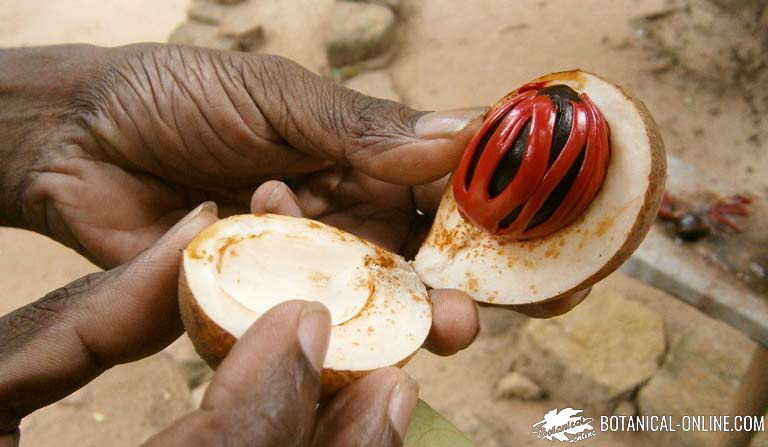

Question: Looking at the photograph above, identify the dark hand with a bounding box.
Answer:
[0,204,417,447]
[0,43,483,268]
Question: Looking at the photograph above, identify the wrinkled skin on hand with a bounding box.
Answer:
[12,44,481,268]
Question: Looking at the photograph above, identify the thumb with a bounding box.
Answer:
[241,55,486,185]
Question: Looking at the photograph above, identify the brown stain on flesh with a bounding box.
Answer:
[595,215,615,237]
[332,227,356,243]
[465,271,479,293]
[544,246,560,259]
[410,292,425,303]
[216,236,243,273]
[195,231,274,272]
[308,271,331,285]
[433,221,474,258]
[187,222,223,259]
[339,275,378,327]
[364,248,396,269]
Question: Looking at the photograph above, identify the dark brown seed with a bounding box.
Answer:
[676,213,710,241]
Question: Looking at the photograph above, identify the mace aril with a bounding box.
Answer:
[453,83,611,240]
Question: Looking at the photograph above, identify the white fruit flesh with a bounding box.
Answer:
[414,71,664,306]
[182,214,432,372]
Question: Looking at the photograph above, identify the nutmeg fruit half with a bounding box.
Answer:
[413,70,666,314]
[179,214,432,394]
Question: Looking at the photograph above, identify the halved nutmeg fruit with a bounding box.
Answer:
[179,214,432,394]
[414,70,666,315]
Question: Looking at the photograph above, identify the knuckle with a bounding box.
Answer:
[0,272,106,352]
[340,91,416,160]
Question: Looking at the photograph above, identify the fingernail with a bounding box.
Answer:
[266,182,287,211]
[265,182,303,217]
[200,201,218,216]
[414,107,487,139]
[388,374,419,441]
[297,302,331,375]
[176,201,218,228]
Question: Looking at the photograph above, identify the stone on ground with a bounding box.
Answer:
[168,21,237,50]
[613,400,637,417]
[494,372,544,400]
[342,0,402,11]
[187,0,231,25]
[514,288,665,407]
[343,70,402,102]
[219,15,264,51]
[751,415,768,447]
[636,0,766,84]
[165,334,214,389]
[170,0,334,73]
[637,323,754,447]
[326,2,396,67]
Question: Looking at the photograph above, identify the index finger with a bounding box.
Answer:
[0,203,217,432]
[241,55,485,185]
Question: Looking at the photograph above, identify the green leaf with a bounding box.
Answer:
[405,400,476,447]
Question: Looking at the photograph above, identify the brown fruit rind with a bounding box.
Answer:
[179,264,236,369]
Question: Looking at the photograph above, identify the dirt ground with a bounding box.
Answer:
[1,0,766,446]
[0,0,187,47]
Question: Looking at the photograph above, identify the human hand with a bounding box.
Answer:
[148,301,420,447]
[0,43,484,269]
[0,203,419,447]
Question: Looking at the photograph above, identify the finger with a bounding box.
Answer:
[145,301,331,446]
[0,431,18,447]
[423,289,481,356]
[311,368,419,447]
[0,202,218,431]
[510,287,592,318]
[250,180,303,217]
[240,55,486,185]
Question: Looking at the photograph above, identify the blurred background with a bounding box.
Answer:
[1,0,767,446]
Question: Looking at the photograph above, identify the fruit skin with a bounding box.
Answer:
[179,267,237,370]
[414,70,666,316]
